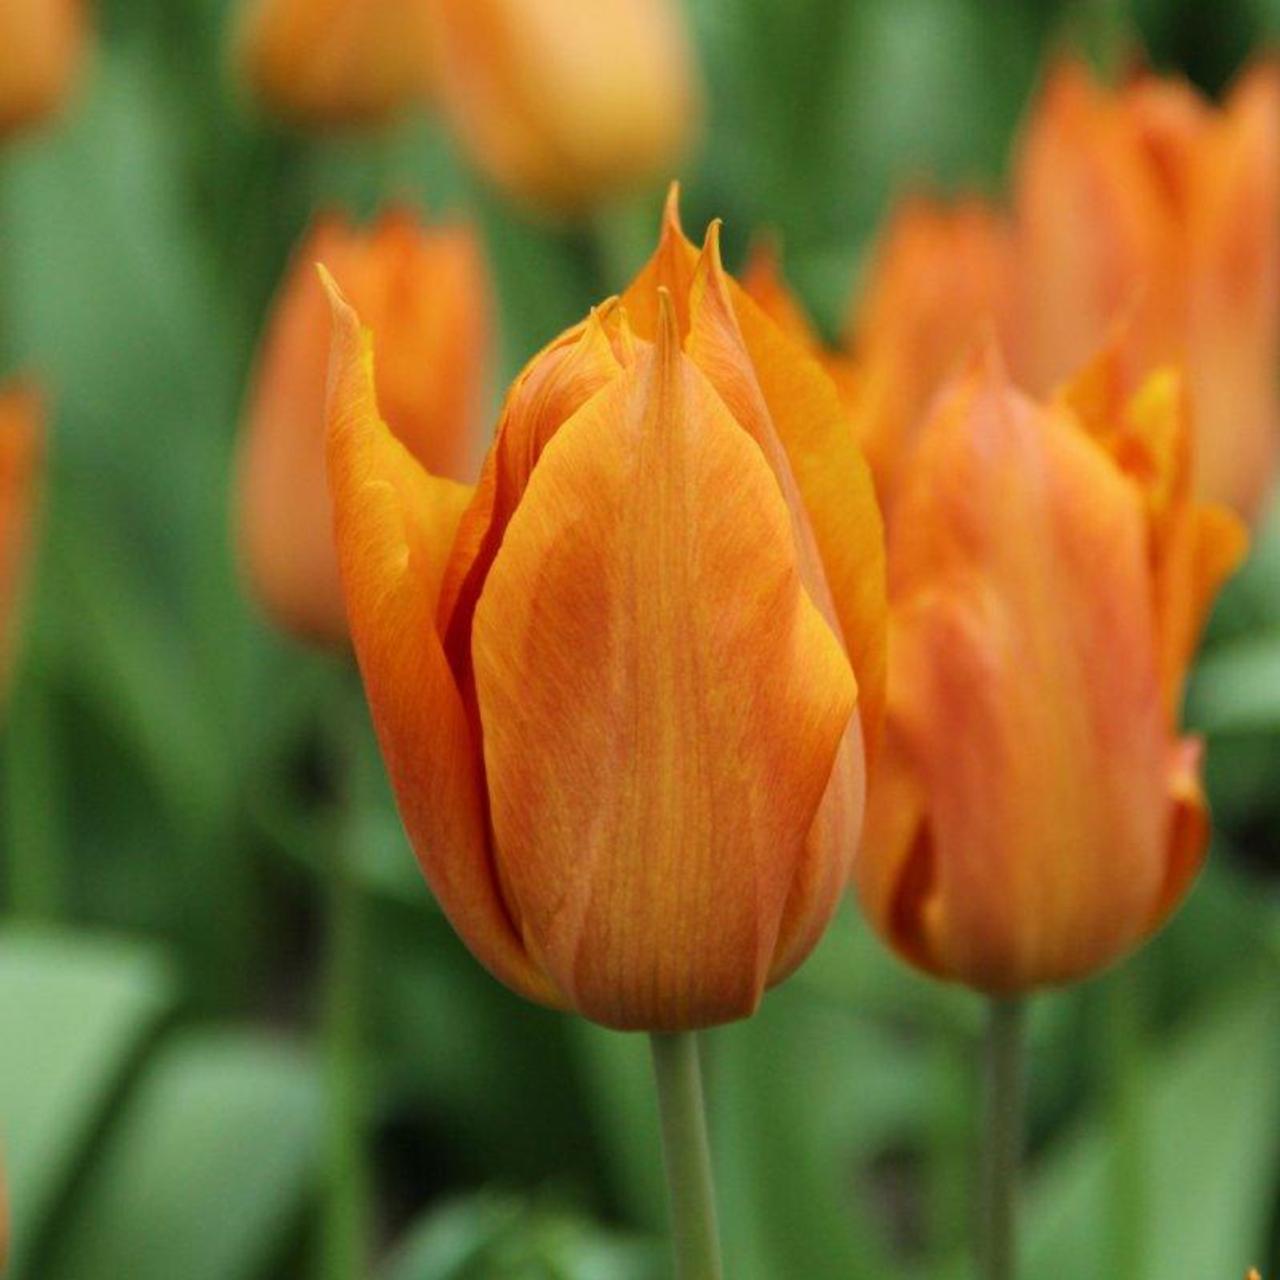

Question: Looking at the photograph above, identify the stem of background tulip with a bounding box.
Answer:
[649,1032,723,1280]
[1104,967,1146,1277]
[979,998,1026,1280]
[320,683,370,1280]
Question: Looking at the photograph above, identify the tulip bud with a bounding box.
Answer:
[426,0,700,214]
[235,210,490,645]
[234,0,435,127]
[842,196,1017,523]
[855,344,1244,994]
[0,382,42,701]
[324,189,886,1029]
[0,0,85,140]
[1014,56,1280,523]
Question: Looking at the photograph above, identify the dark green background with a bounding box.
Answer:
[1,0,1279,1276]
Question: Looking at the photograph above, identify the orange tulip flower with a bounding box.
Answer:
[236,210,490,645]
[426,0,700,214]
[856,342,1244,994]
[234,0,434,127]
[842,196,1018,522]
[0,382,42,699]
[1014,56,1280,523]
[324,190,886,1029]
[0,0,85,140]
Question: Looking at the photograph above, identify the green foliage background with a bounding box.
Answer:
[1,0,1279,1276]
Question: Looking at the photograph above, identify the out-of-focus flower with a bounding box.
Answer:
[324,190,886,1029]
[841,196,1017,523]
[856,343,1244,994]
[426,0,700,214]
[1014,56,1280,523]
[0,0,85,140]
[0,382,42,700]
[234,0,435,127]
[740,239,860,409]
[236,209,490,645]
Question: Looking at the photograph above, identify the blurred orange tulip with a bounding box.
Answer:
[842,196,1017,522]
[0,0,84,140]
[236,210,490,645]
[234,0,434,127]
[0,382,42,700]
[324,190,886,1029]
[1014,56,1280,523]
[427,0,699,214]
[856,343,1243,994]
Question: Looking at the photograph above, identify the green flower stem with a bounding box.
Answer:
[1104,967,1146,1277]
[320,688,369,1280]
[649,1032,723,1280]
[980,998,1027,1280]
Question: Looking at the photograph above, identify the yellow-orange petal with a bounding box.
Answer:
[727,269,888,761]
[860,350,1172,992]
[0,0,84,140]
[1013,58,1181,395]
[436,302,630,698]
[471,297,856,1030]
[323,276,557,1005]
[236,210,491,646]
[235,0,434,127]
[1184,60,1280,522]
[1146,735,1209,937]
[426,0,698,214]
[684,226,867,977]
[0,382,42,701]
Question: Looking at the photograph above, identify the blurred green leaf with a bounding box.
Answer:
[0,927,175,1277]
[383,1194,659,1280]
[1025,976,1280,1280]
[40,1031,323,1280]
[1188,632,1280,735]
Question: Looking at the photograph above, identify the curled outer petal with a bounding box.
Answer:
[859,351,1191,993]
[470,297,856,1030]
[0,383,42,702]
[426,0,699,214]
[236,211,490,644]
[234,0,434,127]
[323,276,558,1006]
[0,0,84,140]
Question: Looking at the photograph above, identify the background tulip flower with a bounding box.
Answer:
[324,192,886,1031]
[425,0,700,215]
[841,196,1017,523]
[234,0,435,127]
[236,209,490,645]
[856,344,1243,995]
[1014,56,1280,523]
[0,382,42,701]
[0,0,85,140]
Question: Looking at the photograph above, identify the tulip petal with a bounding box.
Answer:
[1148,736,1210,935]
[861,352,1171,991]
[323,275,558,1005]
[728,272,887,760]
[471,296,856,1030]
[437,304,629,699]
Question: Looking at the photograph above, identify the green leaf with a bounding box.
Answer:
[0,927,175,1277]
[1025,977,1280,1280]
[1188,632,1280,735]
[383,1194,659,1280]
[39,1032,324,1280]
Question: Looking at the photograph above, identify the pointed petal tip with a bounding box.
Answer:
[661,180,683,229]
